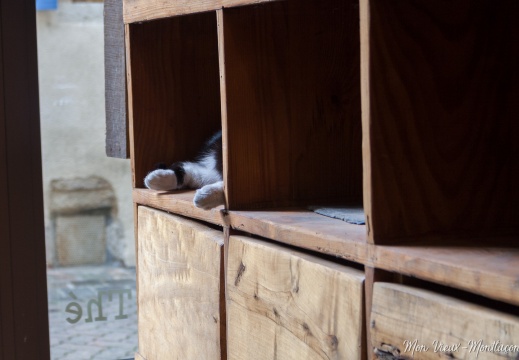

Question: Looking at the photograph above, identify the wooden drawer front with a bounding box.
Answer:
[227,236,365,360]
[371,283,519,360]
[137,206,225,360]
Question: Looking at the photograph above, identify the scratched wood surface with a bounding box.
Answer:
[222,0,362,209]
[127,13,221,188]
[362,0,519,244]
[133,187,518,307]
[137,207,225,359]
[371,283,519,360]
[227,236,365,360]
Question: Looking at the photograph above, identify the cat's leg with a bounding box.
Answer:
[144,160,219,192]
[193,181,225,210]
[144,169,178,190]
[145,162,186,190]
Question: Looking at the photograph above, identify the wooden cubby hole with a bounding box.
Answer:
[362,0,519,246]
[128,0,368,265]
[128,0,363,210]
[220,0,362,210]
[127,11,222,189]
[119,1,519,357]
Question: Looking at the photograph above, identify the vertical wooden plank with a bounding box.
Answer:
[227,236,365,360]
[364,267,375,360]
[0,15,13,358]
[217,9,230,209]
[364,267,398,360]
[137,207,225,359]
[220,226,230,360]
[359,0,373,243]
[0,1,50,359]
[127,13,221,188]
[105,0,129,158]
[133,203,139,297]
[125,22,139,187]
[366,0,519,244]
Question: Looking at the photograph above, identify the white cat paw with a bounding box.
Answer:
[193,181,225,210]
[144,169,177,190]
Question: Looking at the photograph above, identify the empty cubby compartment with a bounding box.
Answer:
[364,0,519,244]
[220,0,363,210]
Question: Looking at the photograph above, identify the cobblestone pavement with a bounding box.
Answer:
[47,265,138,360]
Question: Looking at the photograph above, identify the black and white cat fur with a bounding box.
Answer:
[144,131,225,210]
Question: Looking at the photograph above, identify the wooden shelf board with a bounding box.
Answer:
[227,209,368,264]
[133,189,518,306]
[133,188,226,226]
[133,188,368,263]
[371,245,519,306]
[123,0,283,24]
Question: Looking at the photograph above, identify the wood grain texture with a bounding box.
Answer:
[132,188,367,263]
[133,187,518,306]
[364,0,519,244]
[133,189,226,226]
[137,207,225,359]
[227,236,365,360]
[227,209,367,263]
[359,0,373,243]
[217,9,231,209]
[133,202,139,289]
[123,0,282,24]
[364,268,398,360]
[127,13,221,188]
[371,245,519,307]
[222,0,362,209]
[371,283,519,359]
[105,0,128,158]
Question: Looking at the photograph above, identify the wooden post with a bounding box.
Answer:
[0,1,50,359]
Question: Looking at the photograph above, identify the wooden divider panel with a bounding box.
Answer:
[127,13,221,188]
[137,207,225,359]
[364,0,519,243]
[227,236,365,360]
[371,283,519,359]
[222,0,362,209]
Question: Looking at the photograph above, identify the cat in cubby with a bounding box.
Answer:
[144,131,225,210]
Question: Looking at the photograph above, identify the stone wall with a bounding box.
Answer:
[37,0,135,266]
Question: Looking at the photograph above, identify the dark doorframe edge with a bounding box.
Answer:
[0,1,51,359]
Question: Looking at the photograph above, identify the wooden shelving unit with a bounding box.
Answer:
[109,0,519,358]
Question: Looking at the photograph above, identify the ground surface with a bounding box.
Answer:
[47,265,138,360]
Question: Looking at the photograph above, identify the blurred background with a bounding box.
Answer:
[37,0,137,358]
